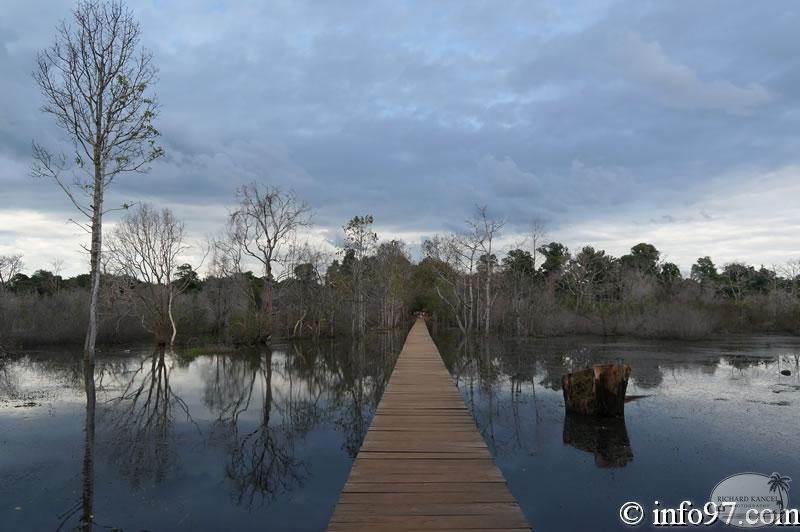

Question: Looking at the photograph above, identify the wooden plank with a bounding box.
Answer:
[328,514,529,528]
[327,319,531,531]
[338,490,516,504]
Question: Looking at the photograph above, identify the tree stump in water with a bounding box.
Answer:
[562,363,631,416]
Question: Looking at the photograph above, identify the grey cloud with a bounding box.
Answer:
[618,31,770,113]
[1,0,799,273]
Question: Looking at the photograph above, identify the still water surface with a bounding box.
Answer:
[1,331,799,531]
[438,333,800,531]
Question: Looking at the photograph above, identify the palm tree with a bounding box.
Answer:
[768,472,792,510]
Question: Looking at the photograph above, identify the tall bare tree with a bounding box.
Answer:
[468,206,504,336]
[106,204,187,347]
[229,183,311,341]
[423,235,476,334]
[527,218,547,271]
[0,254,24,294]
[32,0,163,363]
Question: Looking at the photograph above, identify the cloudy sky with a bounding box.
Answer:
[1,0,798,276]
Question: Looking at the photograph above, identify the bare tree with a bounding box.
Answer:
[423,235,475,334]
[527,218,547,271]
[106,204,187,347]
[779,258,800,298]
[468,206,504,336]
[229,183,311,341]
[0,254,24,294]
[50,258,65,295]
[32,0,163,363]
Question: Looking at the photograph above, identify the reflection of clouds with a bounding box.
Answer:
[441,334,800,463]
[57,363,97,531]
[100,347,194,486]
[198,339,396,507]
[207,351,309,508]
[1,336,400,522]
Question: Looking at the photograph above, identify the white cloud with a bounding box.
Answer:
[551,165,800,271]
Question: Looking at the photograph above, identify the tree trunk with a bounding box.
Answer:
[83,155,104,364]
[168,287,177,349]
[561,364,631,416]
[263,262,273,341]
[485,265,491,336]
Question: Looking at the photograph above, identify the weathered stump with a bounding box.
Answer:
[561,363,631,416]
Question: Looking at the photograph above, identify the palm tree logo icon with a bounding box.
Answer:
[767,472,792,511]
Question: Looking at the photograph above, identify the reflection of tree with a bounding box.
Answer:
[629,359,663,389]
[509,345,541,454]
[208,349,308,509]
[200,335,396,508]
[332,340,373,457]
[101,347,193,486]
[57,363,96,531]
[0,354,16,396]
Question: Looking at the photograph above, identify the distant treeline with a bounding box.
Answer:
[1,212,798,346]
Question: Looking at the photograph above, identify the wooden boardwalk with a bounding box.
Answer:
[327,319,531,531]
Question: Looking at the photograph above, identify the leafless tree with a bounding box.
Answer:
[281,243,330,339]
[423,235,475,334]
[106,204,188,347]
[32,0,163,363]
[468,205,505,335]
[229,184,311,341]
[527,218,547,271]
[779,258,800,298]
[0,254,24,294]
[50,258,65,295]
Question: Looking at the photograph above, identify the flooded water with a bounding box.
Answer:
[437,333,800,531]
[1,332,799,531]
[0,335,400,531]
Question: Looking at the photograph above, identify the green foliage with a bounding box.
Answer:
[691,256,718,283]
[175,263,202,291]
[502,248,535,276]
[620,243,660,275]
[537,242,569,276]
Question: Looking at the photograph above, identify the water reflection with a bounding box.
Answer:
[436,332,800,532]
[57,362,96,531]
[101,347,193,485]
[562,414,633,468]
[213,349,308,508]
[0,333,399,531]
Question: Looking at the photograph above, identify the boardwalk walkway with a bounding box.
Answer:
[327,319,531,531]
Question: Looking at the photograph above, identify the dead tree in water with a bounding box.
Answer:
[468,205,504,336]
[229,184,311,341]
[106,204,189,347]
[33,0,163,364]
